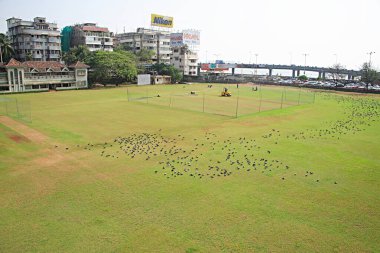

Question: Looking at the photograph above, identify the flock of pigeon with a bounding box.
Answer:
[61,93,380,184]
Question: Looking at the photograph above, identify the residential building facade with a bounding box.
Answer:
[170,30,200,76]
[114,28,171,64]
[62,23,113,52]
[6,17,61,61]
[170,46,198,76]
[0,59,89,93]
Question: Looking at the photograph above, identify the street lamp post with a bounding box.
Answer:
[254,53,258,76]
[302,53,309,75]
[367,51,375,67]
[333,53,338,65]
[213,53,220,62]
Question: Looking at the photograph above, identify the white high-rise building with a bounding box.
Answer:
[170,30,200,76]
[6,17,61,61]
[114,28,171,64]
[70,23,113,52]
[171,46,198,76]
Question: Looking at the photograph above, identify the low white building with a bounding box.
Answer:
[0,59,89,93]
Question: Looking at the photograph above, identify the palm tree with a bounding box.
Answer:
[0,33,15,64]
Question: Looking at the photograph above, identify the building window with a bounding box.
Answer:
[77,70,86,76]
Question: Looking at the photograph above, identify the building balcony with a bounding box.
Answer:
[32,53,43,59]
[24,74,75,84]
[48,54,60,59]
[22,29,60,37]
[30,45,44,49]
[30,37,47,43]
[103,41,113,46]
[48,37,61,43]
[159,51,172,55]
[85,40,101,45]
[48,46,61,50]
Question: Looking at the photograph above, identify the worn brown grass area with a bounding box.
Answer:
[0,116,47,143]
[7,133,30,143]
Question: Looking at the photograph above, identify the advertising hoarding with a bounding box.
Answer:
[151,14,174,28]
[170,33,183,47]
[201,64,229,72]
[182,30,200,46]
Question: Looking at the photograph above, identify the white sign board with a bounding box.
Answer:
[183,30,200,46]
[138,74,151,85]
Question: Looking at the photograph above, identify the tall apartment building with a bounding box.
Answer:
[6,17,61,61]
[171,46,198,76]
[62,23,113,52]
[114,28,171,64]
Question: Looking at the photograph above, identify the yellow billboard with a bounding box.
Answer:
[151,14,174,28]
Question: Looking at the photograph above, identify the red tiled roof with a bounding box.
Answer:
[5,58,23,67]
[23,61,66,72]
[69,61,90,68]
[23,61,65,69]
[82,26,109,33]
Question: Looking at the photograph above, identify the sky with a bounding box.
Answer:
[0,0,379,71]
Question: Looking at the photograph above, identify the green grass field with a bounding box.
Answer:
[0,84,379,252]
[127,84,314,117]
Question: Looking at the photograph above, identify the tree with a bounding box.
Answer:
[135,48,155,63]
[62,45,91,65]
[298,75,308,81]
[328,63,346,82]
[86,50,138,85]
[0,33,15,63]
[151,63,183,83]
[114,43,133,52]
[360,62,379,88]
[25,52,33,61]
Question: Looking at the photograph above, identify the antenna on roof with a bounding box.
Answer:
[123,26,125,33]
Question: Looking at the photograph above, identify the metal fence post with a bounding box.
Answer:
[203,93,205,113]
[298,88,301,105]
[281,90,284,109]
[258,85,263,112]
[235,88,240,118]
[15,98,20,118]
[5,99,8,115]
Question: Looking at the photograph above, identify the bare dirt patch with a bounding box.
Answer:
[7,133,30,143]
[0,116,47,143]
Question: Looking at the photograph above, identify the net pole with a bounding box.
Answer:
[146,87,149,104]
[235,88,240,118]
[285,86,287,101]
[258,84,262,112]
[5,99,8,116]
[15,98,20,118]
[298,87,301,105]
[281,90,284,109]
[313,92,316,104]
[203,92,205,113]
[127,87,130,102]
